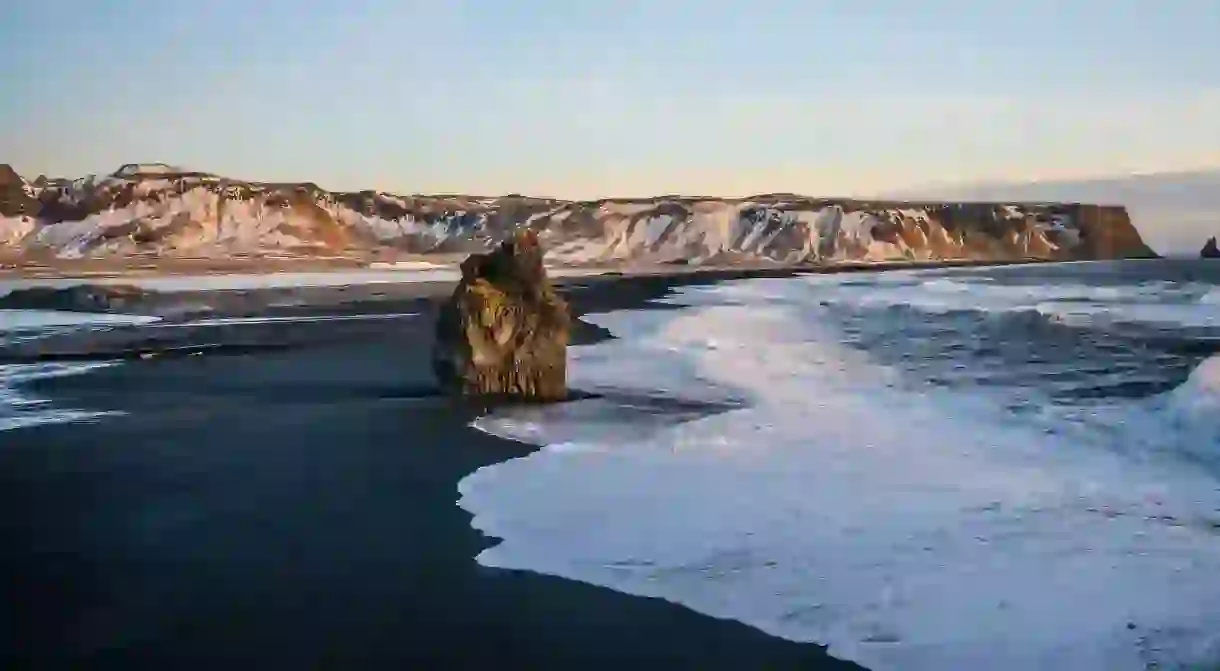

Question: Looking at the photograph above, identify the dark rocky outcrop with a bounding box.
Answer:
[1202,236,1220,259]
[1069,204,1158,259]
[0,284,151,313]
[432,230,570,402]
[0,164,39,218]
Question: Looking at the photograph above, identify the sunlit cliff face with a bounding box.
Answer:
[0,164,1155,263]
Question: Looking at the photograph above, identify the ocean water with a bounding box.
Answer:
[0,305,422,432]
[0,264,470,432]
[0,264,609,434]
[0,361,121,431]
[460,259,1220,671]
[0,310,162,431]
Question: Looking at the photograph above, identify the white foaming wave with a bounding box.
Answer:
[459,277,1220,671]
[887,277,1164,307]
[1129,354,1220,461]
[0,361,120,432]
[921,277,1149,302]
[1037,301,1220,329]
[1172,354,1220,405]
[1199,287,1220,304]
[799,272,1220,330]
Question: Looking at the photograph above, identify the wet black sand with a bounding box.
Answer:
[0,272,865,670]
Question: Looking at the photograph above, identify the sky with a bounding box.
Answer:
[2,0,1219,199]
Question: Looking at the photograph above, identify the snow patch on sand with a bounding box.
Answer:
[0,310,160,332]
[157,312,418,328]
[0,269,464,297]
[366,260,452,270]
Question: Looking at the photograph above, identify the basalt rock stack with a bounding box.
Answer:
[432,229,570,402]
[1202,236,1220,259]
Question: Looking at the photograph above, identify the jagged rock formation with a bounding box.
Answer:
[432,230,570,402]
[0,165,37,215]
[0,163,1157,264]
[0,165,40,246]
[1202,236,1220,258]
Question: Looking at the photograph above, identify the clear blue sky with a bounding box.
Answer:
[2,0,1218,197]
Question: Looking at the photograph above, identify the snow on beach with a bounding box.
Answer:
[0,268,461,296]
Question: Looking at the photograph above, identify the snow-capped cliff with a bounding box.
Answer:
[0,164,1156,264]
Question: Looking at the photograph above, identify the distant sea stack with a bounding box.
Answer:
[1202,236,1220,258]
[0,163,1158,265]
[432,230,570,402]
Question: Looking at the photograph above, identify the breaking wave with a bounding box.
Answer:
[460,268,1220,671]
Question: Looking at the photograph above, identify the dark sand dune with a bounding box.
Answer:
[0,273,862,670]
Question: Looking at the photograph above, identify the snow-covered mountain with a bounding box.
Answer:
[0,164,1156,265]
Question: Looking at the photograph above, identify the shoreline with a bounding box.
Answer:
[0,253,1138,283]
[0,255,1155,367]
[0,272,865,670]
[0,257,1066,364]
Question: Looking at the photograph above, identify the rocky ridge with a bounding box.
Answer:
[0,163,1157,265]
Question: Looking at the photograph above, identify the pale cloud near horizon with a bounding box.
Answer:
[7,81,1219,199]
[9,80,1217,199]
[367,84,1220,198]
[3,1,1219,199]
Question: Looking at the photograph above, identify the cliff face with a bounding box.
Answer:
[0,165,38,218]
[1067,204,1155,260]
[0,164,1157,265]
[0,165,39,247]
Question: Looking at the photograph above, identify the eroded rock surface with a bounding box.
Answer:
[432,230,570,402]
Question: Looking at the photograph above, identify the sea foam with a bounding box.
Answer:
[459,273,1220,671]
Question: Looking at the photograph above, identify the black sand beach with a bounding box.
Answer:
[0,272,864,670]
